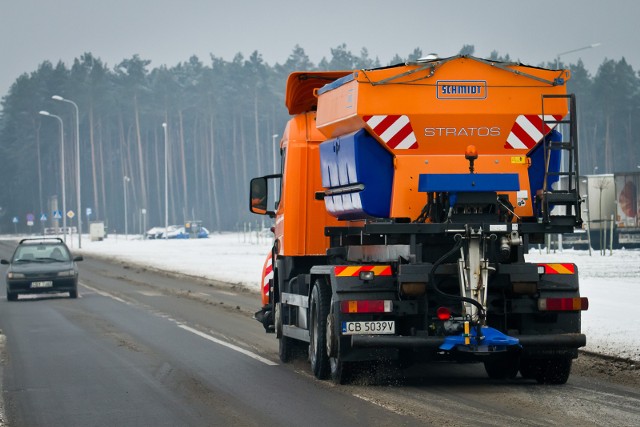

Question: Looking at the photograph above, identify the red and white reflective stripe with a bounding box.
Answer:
[363,114,418,149]
[262,256,273,295]
[505,114,562,150]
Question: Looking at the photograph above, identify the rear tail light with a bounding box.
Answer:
[538,297,589,311]
[340,300,393,314]
[436,307,451,320]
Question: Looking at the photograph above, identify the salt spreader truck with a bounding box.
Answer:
[250,55,588,384]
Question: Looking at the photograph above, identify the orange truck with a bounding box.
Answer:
[250,55,587,384]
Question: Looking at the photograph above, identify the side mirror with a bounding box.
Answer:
[250,177,269,215]
[0,259,9,265]
[73,255,84,262]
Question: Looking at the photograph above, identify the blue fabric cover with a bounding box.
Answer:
[320,129,393,219]
[528,129,561,195]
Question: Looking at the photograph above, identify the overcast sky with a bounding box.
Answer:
[1,0,638,99]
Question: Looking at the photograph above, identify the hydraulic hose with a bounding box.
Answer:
[428,234,486,317]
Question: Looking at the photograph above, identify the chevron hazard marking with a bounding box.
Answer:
[506,114,562,150]
[363,114,418,149]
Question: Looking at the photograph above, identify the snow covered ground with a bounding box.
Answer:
[5,232,639,361]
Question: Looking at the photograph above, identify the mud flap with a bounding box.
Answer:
[254,305,274,333]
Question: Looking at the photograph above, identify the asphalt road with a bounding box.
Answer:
[0,240,638,426]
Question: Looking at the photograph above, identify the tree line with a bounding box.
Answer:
[0,44,638,234]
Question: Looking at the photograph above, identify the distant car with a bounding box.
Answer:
[1,237,83,301]
[197,227,209,238]
[146,225,208,239]
[145,226,165,239]
[166,226,188,239]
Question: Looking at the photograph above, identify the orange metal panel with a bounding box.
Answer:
[285,71,352,115]
[315,57,570,156]
[275,112,346,257]
[390,154,535,220]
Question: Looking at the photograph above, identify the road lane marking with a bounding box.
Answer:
[79,282,278,367]
[80,283,128,303]
[178,324,278,366]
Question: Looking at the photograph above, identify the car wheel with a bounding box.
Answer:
[6,290,18,301]
[69,288,78,299]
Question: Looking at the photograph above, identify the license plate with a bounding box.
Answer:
[342,321,395,335]
[31,281,53,288]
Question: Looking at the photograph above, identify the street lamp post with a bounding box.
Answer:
[52,95,82,248]
[39,111,67,242]
[162,123,169,240]
[124,176,131,239]
[555,43,602,68]
[581,194,592,256]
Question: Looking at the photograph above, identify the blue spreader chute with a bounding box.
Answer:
[440,326,520,352]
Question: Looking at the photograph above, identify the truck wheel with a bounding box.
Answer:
[519,359,538,379]
[275,301,294,363]
[279,336,294,363]
[534,357,572,385]
[484,355,519,379]
[329,341,354,384]
[309,279,330,379]
[328,312,353,384]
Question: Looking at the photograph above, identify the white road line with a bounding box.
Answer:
[80,282,128,303]
[178,324,278,366]
[79,282,278,367]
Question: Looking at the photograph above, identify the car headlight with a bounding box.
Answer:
[58,270,75,277]
[7,272,25,279]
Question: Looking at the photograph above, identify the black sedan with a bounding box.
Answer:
[1,237,83,300]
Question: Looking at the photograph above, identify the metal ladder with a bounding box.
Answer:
[538,94,582,227]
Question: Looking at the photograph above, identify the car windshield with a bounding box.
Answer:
[13,244,70,263]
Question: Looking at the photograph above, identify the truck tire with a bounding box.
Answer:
[279,336,294,363]
[328,311,353,384]
[519,359,538,379]
[274,301,292,363]
[520,357,572,384]
[484,355,519,380]
[535,357,572,385]
[309,279,330,380]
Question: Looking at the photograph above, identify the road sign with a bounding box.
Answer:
[12,217,18,224]
[26,213,34,222]
[40,214,47,221]
[67,210,75,219]
[86,207,92,217]
[53,210,62,220]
